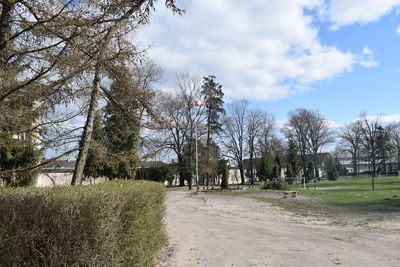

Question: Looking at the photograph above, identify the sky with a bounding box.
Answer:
[135,0,400,126]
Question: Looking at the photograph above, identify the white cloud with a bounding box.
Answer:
[362,46,372,55]
[327,120,344,129]
[380,114,400,123]
[353,114,400,124]
[358,46,379,67]
[327,0,400,29]
[136,0,384,101]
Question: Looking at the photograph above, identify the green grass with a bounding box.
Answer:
[216,177,400,219]
[294,176,400,211]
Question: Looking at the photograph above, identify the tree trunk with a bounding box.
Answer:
[71,69,101,185]
[372,156,377,177]
[301,156,307,178]
[249,151,254,185]
[188,175,192,190]
[178,155,185,187]
[239,163,245,185]
[352,151,358,176]
[397,148,400,172]
[0,2,13,56]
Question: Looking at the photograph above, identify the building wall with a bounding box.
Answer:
[36,172,108,187]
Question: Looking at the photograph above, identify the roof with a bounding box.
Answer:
[42,160,76,172]
[138,161,166,168]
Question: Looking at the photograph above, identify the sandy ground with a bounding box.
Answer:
[158,190,400,267]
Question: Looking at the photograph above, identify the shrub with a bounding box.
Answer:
[0,180,166,267]
[262,180,289,190]
[286,177,296,185]
[326,158,339,181]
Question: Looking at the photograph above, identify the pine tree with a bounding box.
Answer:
[326,157,338,181]
[0,37,42,186]
[83,67,141,180]
[286,139,300,177]
[218,160,229,190]
[257,152,274,182]
[305,161,315,182]
[0,133,41,186]
[201,75,224,185]
[273,154,281,178]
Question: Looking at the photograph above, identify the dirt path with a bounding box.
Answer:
[158,190,400,267]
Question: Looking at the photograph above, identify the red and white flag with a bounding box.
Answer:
[194,100,205,107]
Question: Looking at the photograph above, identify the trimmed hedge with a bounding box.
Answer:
[0,180,166,267]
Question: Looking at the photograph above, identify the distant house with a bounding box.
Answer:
[36,160,166,187]
[337,154,373,174]
[36,160,107,187]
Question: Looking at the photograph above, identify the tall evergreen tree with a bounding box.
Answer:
[83,67,141,180]
[201,75,224,185]
[286,139,300,177]
[218,160,229,190]
[257,152,274,182]
[305,161,315,182]
[0,34,42,186]
[273,154,281,178]
[326,157,338,181]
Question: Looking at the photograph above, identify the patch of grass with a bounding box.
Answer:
[293,176,400,212]
[215,177,400,219]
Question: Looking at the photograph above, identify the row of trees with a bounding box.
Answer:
[2,1,399,188]
[339,114,400,188]
[148,76,400,187]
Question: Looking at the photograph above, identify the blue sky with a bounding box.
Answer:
[136,0,400,125]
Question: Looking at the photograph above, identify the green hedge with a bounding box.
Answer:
[0,180,166,267]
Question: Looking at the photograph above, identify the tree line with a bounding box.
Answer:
[1,1,399,188]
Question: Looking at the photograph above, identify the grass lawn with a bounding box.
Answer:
[217,177,400,222]
[294,176,400,211]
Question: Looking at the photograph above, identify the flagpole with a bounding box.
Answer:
[194,100,204,192]
[195,117,199,191]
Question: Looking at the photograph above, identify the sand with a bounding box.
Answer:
[158,190,400,267]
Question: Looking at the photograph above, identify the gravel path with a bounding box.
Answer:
[158,190,400,267]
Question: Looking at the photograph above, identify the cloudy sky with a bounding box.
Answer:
[136,0,400,124]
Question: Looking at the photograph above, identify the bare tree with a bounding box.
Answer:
[304,110,334,177]
[339,121,363,176]
[282,108,310,177]
[359,112,381,189]
[155,74,205,188]
[387,122,400,172]
[283,108,333,179]
[246,109,268,184]
[221,100,248,184]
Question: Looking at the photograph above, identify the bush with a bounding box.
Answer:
[0,180,166,267]
[262,180,289,190]
[136,165,174,183]
[286,177,296,185]
[326,158,339,181]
